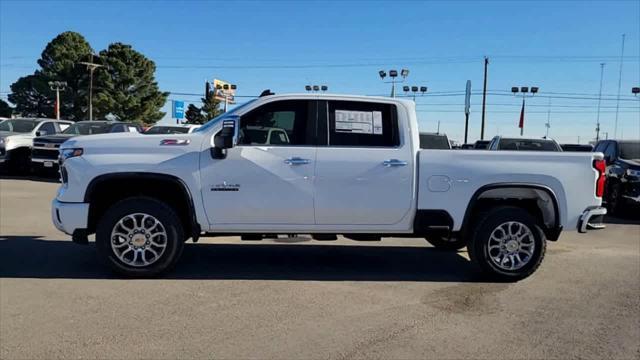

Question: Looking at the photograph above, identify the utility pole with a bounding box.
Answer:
[464,80,471,144]
[596,63,605,141]
[48,81,67,120]
[480,57,489,140]
[78,61,104,121]
[614,34,625,139]
[545,97,551,138]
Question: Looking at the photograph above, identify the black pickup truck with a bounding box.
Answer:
[31,121,142,173]
[593,140,640,214]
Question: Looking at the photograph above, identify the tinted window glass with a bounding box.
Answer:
[619,142,640,160]
[63,122,112,135]
[239,100,312,146]
[38,122,56,134]
[0,119,40,133]
[327,101,398,147]
[111,124,127,132]
[594,141,607,153]
[419,134,450,149]
[498,138,560,151]
[604,141,617,159]
[145,126,190,134]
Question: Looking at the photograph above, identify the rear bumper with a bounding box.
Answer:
[578,206,607,233]
[51,199,89,235]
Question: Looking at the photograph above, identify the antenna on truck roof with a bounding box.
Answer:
[259,89,274,97]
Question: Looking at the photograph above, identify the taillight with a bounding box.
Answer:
[593,159,606,198]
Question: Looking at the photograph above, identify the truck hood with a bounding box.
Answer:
[34,134,75,144]
[0,131,31,140]
[61,131,204,156]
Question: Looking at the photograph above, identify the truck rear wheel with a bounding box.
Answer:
[468,206,546,281]
[425,236,467,250]
[96,197,184,277]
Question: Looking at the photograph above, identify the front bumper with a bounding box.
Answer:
[578,206,607,233]
[51,199,89,235]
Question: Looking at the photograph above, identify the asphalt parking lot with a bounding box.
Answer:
[1,177,639,359]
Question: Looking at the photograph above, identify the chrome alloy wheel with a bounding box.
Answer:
[487,221,536,271]
[110,213,168,267]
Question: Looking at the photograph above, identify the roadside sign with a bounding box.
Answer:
[213,79,236,104]
[172,100,185,119]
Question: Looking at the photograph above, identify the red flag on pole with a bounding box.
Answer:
[518,98,525,135]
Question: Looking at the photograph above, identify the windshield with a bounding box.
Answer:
[0,119,40,133]
[194,99,259,133]
[145,126,190,134]
[619,142,640,160]
[499,138,561,151]
[63,122,112,135]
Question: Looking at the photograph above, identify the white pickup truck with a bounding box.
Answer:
[52,93,607,280]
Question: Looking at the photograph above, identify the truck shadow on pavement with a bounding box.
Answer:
[0,236,486,282]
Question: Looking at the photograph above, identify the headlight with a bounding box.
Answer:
[626,169,640,177]
[60,148,83,161]
[0,138,6,145]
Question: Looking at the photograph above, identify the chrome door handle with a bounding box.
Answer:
[382,159,408,167]
[284,157,310,165]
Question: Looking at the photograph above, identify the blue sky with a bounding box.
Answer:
[1,0,639,143]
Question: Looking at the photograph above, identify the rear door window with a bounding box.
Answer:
[326,101,399,147]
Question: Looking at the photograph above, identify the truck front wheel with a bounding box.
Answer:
[468,206,546,281]
[96,197,184,277]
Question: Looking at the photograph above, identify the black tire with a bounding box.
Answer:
[7,148,30,175]
[425,236,467,251]
[468,206,546,282]
[606,182,623,215]
[96,197,184,277]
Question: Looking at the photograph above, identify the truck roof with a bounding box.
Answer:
[258,93,415,106]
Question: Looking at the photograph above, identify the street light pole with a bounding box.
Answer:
[48,81,67,120]
[511,86,539,136]
[596,63,605,141]
[78,61,104,121]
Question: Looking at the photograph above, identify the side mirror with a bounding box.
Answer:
[211,117,238,159]
[36,130,48,137]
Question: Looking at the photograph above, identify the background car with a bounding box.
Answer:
[561,144,594,152]
[0,118,72,174]
[593,139,640,215]
[473,140,491,149]
[419,132,451,149]
[144,124,201,134]
[488,136,562,151]
[31,120,142,174]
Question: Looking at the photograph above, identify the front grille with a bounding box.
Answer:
[31,148,59,160]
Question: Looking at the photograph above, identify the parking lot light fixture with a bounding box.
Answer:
[632,87,640,95]
[305,85,312,92]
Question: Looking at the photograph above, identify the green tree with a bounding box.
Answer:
[93,43,168,123]
[40,32,94,120]
[185,103,205,124]
[0,99,14,117]
[9,31,94,120]
[184,92,223,125]
[8,74,53,118]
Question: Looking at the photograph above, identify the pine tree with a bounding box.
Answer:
[0,99,14,117]
[184,89,223,125]
[8,74,53,118]
[9,32,93,120]
[93,43,168,123]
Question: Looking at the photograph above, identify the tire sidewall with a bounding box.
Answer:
[470,207,546,280]
[96,197,184,277]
